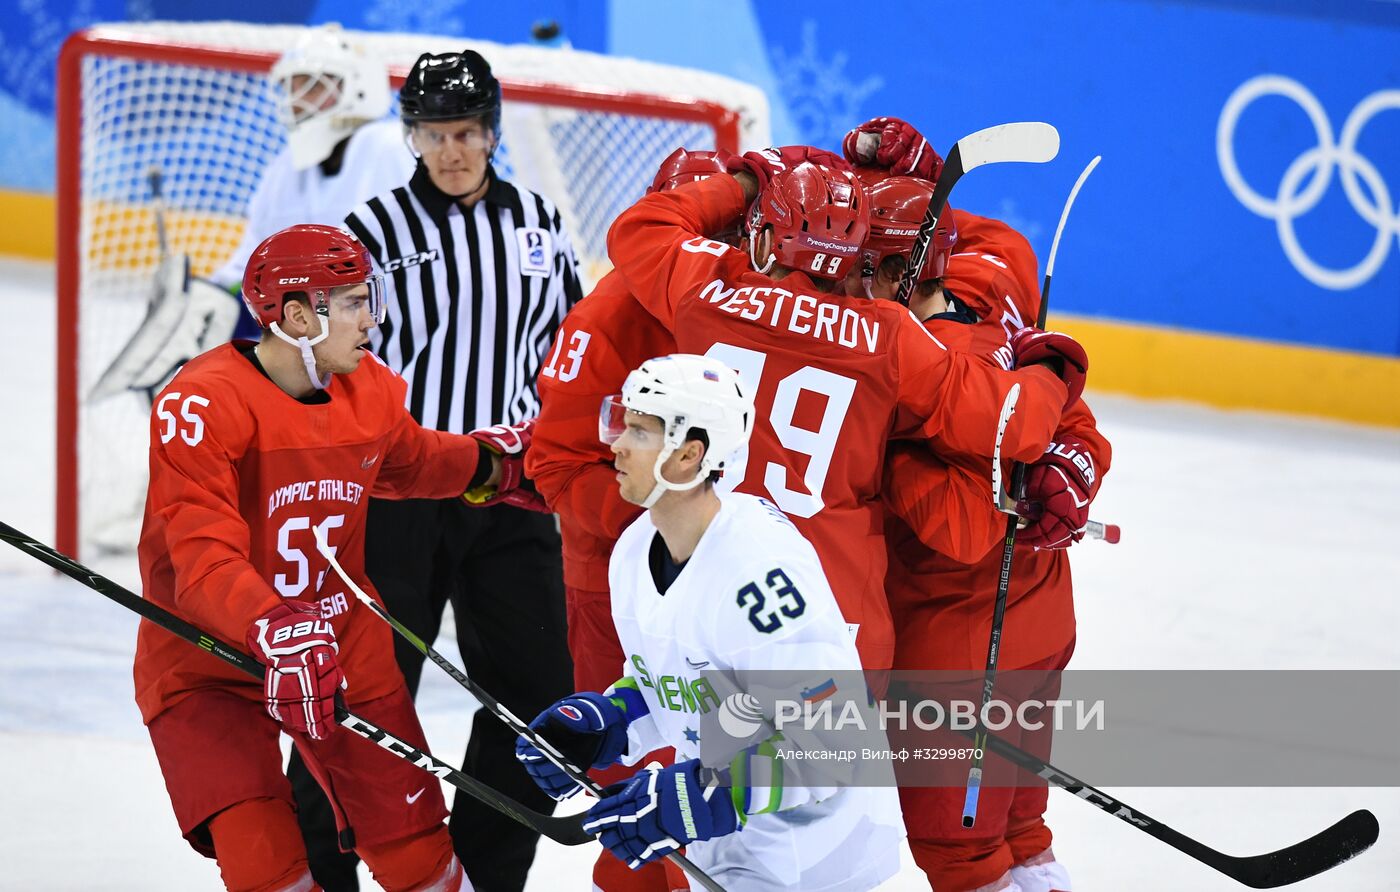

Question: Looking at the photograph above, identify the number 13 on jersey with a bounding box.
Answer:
[705,342,856,519]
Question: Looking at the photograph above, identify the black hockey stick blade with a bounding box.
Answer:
[1176,808,1379,889]
[974,730,1379,887]
[0,519,593,847]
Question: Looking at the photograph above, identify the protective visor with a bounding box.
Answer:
[277,71,347,127]
[307,273,388,326]
[598,394,627,445]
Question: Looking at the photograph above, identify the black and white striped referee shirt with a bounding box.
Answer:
[345,165,583,433]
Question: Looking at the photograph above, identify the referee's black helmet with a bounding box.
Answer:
[399,50,501,131]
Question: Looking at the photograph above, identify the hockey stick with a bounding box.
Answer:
[962,382,1022,827]
[963,155,1102,828]
[0,520,593,847]
[149,167,170,263]
[894,121,1060,306]
[313,531,728,892]
[993,156,1119,550]
[964,726,1379,888]
[89,168,189,401]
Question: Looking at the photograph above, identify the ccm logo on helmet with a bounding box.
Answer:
[278,276,312,285]
[384,249,441,273]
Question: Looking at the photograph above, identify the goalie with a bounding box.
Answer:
[91,26,412,404]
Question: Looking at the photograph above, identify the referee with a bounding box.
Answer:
[296,49,578,892]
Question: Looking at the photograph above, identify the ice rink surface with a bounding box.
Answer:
[1,256,1397,889]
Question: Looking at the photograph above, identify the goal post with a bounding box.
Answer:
[55,22,770,559]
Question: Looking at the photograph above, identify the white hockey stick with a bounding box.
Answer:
[895,122,1060,305]
[965,154,1107,828]
[991,154,1119,544]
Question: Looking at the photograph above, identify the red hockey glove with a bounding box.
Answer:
[725,146,851,191]
[1009,327,1089,408]
[842,117,943,181]
[247,602,345,740]
[463,418,550,512]
[1017,438,1098,549]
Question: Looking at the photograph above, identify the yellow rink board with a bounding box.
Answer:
[4,187,1397,427]
[1049,313,1400,429]
[0,189,56,260]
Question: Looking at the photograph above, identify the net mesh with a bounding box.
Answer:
[67,22,769,555]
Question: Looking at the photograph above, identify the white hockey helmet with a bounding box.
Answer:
[600,354,754,507]
[271,26,392,170]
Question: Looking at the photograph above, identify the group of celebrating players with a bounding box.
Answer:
[131,28,1107,892]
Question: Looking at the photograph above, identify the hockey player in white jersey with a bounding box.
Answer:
[516,354,905,891]
[92,25,413,401]
[208,26,413,291]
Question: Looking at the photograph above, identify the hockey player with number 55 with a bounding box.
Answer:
[132,224,536,892]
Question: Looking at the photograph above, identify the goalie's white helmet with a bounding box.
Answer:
[271,26,392,170]
[600,354,754,507]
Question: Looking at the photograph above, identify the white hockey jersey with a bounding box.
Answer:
[608,491,904,892]
[212,117,416,286]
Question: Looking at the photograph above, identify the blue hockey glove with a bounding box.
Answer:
[515,691,633,800]
[581,759,740,867]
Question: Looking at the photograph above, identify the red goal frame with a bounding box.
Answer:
[55,27,743,559]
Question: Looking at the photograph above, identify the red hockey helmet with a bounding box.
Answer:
[647,147,735,194]
[861,176,958,285]
[746,161,869,281]
[241,224,384,329]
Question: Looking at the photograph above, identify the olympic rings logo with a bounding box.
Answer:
[1217,75,1400,291]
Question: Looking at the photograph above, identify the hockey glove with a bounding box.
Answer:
[842,116,943,181]
[1017,438,1098,550]
[582,759,740,868]
[247,602,346,741]
[1009,327,1089,409]
[516,690,638,800]
[725,145,851,191]
[462,418,549,512]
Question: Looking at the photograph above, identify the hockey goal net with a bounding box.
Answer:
[56,22,770,559]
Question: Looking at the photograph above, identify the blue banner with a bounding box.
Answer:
[3,0,1397,356]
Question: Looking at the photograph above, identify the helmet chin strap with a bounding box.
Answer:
[858,274,877,302]
[747,235,776,276]
[270,312,332,391]
[640,445,708,509]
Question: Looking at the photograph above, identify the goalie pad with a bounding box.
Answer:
[89,253,242,402]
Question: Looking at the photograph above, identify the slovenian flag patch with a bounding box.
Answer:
[801,678,837,703]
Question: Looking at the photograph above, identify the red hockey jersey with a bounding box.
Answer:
[133,344,481,722]
[883,213,1113,670]
[606,176,1069,670]
[528,271,675,592]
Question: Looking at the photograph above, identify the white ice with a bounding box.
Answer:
[1,256,1397,890]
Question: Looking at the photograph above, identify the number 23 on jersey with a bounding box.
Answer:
[737,568,806,634]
